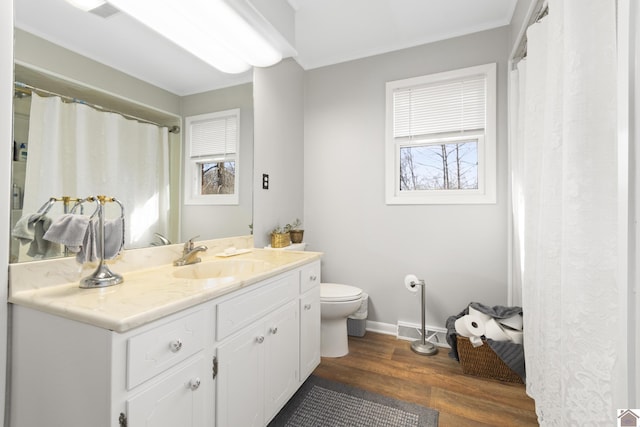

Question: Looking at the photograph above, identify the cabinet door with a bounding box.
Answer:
[300,286,321,380]
[127,354,210,427]
[264,300,299,421]
[217,322,265,427]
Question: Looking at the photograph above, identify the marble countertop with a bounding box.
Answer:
[9,248,321,333]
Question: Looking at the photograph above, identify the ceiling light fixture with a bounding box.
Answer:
[103,0,283,74]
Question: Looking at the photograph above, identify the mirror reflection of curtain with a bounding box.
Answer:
[510,0,618,424]
[22,93,170,259]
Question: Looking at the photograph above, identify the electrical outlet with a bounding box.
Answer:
[262,174,269,189]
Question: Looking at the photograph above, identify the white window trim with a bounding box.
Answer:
[385,63,497,205]
[184,109,240,205]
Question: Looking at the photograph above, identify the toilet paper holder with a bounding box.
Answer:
[405,275,438,356]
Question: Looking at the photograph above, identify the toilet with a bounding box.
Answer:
[320,283,363,357]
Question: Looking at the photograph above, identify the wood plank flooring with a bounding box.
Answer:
[312,332,538,427]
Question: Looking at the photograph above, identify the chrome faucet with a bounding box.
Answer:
[173,236,208,266]
[151,232,172,246]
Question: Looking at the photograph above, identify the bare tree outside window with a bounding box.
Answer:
[201,161,235,195]
[400,140,478,191]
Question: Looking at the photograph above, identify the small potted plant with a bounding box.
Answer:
[285,218,304,244]
[270,226,291,248]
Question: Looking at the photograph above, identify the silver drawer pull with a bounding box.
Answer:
[169,339,183,352]
[256,336,265,344]
[310,275,317,281]
[189,377,201,391]
[304,304,312,310]
[270,327,278,334]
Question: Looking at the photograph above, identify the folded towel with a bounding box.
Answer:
[43,214,91,251]
[26,215,61,258]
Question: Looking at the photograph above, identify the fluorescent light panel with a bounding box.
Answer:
[105,0,283,74]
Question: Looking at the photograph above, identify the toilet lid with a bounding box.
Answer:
[320,283,363,302]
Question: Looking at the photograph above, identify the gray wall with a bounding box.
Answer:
[180,83,254,241]
[253,58,305,247]
[14,29,180,116]
[304,27,510,329]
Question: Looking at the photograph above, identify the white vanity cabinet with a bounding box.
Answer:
[124,309,214,427]
[215,270,304,427]
[10,302,216,427]
[9,258,321,427]
[216,299,299,427]
[299,262,321,380]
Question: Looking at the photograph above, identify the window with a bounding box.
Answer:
[385,63,496,204]
[184,109,240,205]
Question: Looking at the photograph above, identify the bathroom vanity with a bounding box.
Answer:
[8,239,321,427]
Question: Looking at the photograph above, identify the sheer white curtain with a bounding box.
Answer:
[511,0,618,424]
[23,93,171,252]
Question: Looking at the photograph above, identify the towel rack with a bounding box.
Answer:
[37,196,85,257]
[35,196,83,218]
[80,195,125,289]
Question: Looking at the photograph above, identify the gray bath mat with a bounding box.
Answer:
[268,375,439,427]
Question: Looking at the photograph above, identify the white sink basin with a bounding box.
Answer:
[172,259,273,281]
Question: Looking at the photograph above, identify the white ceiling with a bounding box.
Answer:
[14,0,517,96]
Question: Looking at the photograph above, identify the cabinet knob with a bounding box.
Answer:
[169,339,183,352]
[256,336,265,344]
[310,275,317,281]
[189,377,201,391]
[270,327,278,335]
[304,304,312,310]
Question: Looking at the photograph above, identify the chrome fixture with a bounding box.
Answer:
[174,236,208,266]
[80,195,125,289]
[151,232,172,246]
[408,277,438,356]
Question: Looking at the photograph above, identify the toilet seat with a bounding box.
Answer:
[320,283,362,302]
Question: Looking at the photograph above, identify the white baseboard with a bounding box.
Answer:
[363,320,396,336]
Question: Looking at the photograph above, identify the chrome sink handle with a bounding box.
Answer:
[184,235,200,253]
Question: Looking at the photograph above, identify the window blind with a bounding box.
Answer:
[189,114,238,158]
[393,75,486,138]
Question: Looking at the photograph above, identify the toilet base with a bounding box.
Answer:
[321,318,350,357]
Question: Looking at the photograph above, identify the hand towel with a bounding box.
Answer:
[75,222,97,264]
[75,218,124,263]
[11,213,37,245]
[43,213,92,251]
[26,215,61,258]
[102,217,124,260]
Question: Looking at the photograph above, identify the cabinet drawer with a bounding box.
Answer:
[300,261,320,294]
[217,272,298,341]
[127,310,206,389]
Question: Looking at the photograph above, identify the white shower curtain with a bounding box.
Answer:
[23,93,171,253]
[511,0,618,424]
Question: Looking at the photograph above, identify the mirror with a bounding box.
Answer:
[11,7,254,263]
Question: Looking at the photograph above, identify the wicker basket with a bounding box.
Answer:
[270,232,291,248]
[456,335,523,383]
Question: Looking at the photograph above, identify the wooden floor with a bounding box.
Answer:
[312,332,538,427]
